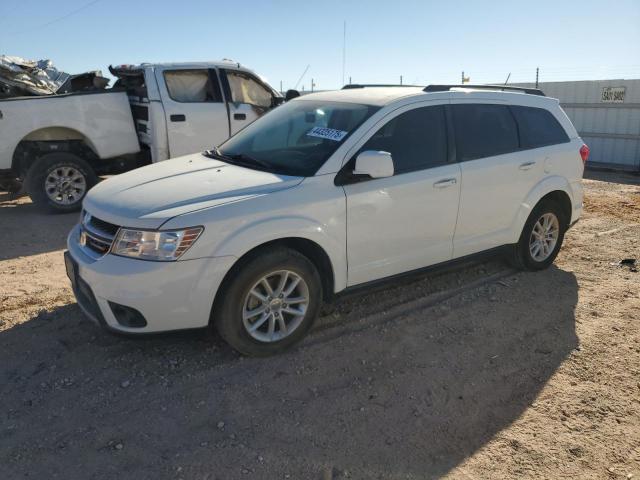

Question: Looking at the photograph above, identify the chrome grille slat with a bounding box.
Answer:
[80,212,120,259]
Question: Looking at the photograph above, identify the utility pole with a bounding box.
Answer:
[311,78,316,92]
[400,75,403,85]
[349,76,352,85]
[461,71,464,84]
[535,67,539,88]
[280,80,283,94]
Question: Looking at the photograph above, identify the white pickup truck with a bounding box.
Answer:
[0,60,286,212]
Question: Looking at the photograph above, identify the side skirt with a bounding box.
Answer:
[333,245,513,300]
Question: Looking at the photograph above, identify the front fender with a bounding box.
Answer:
[212,215,347,292]
[509,175,574,242]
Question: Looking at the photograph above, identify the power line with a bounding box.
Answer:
[9,0,102,35]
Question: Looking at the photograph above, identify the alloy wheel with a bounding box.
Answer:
[529,212,559,262]
[45,166,87,206]
[242,270,310,343]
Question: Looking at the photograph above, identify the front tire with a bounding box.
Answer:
[510,199,567,271]
[25,152,97,213]
[214,248,323,356]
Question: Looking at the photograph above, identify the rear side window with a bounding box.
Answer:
[452,104,519,161]
[163,70,222,103]
[360,105,448,174]
[511,106,569,148]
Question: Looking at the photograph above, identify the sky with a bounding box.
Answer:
[1,0,639,91]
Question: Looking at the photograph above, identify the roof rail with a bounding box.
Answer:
[342,84,422,90]
[423,84,545,96]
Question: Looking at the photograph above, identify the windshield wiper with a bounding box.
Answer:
[203,147,274,171]
[226,153,274,170]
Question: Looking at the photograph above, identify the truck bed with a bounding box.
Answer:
[0,90,140,171]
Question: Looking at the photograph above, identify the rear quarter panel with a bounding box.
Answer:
[509,138,585,240]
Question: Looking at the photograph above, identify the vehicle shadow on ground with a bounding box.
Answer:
[0,264,578,479]
[0,192,77,260]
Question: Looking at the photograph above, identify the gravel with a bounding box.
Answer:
[1,171,639,479]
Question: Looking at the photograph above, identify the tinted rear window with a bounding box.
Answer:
[452,104,519,161]
[511,106,569,148]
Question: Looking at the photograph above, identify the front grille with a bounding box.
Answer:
[81,212,119,258]
[87,215,119,236]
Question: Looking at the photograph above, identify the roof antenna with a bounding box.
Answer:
[504,72,511,85]
[342,21,347,86]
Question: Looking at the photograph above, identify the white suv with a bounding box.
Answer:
[65,84,587,356]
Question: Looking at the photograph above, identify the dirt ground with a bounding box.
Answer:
[1,171,639,480]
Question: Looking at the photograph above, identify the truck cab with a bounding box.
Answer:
[111,61,283,163]
[0,60,284,213]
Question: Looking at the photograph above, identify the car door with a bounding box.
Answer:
[157,68,229,158]
[341,104,461,286]
[450,102,544,257]
[221,70,275,135]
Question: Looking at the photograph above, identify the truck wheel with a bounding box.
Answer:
[26,153,98,213]
[214,248,323,356]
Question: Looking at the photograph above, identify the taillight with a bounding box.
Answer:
[579,144,590,165]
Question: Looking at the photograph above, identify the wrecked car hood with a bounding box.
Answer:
[83,153,304,229]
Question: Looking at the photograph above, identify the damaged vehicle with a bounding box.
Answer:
[0,55,109,99]
[0,57,286,212]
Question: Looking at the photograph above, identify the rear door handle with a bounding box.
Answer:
[234,113,247,120]
[519,161,536,170]
[433,178,457,188]
[170,114,186,122]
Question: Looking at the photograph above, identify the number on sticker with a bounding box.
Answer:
[306,126,348,142]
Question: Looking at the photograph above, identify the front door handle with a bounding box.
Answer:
[433,178,457,188]
[234,113,247,120]
[170,114,186,122]
[519,161,536,170]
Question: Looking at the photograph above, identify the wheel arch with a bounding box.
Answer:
[12,127,99,176]
[537,190,572,226]
[510,176,575,242]
[210,237,337,326]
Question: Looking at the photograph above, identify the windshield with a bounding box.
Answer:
[217,100,379,176]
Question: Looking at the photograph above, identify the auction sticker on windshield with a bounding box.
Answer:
[306,126,348,142]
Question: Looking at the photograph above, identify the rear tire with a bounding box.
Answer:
[510,199,567,271]
[25,152,97,213]
[214,248,323,356]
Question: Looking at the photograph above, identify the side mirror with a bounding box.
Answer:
[285,89,301,101]
[353,150,394,179]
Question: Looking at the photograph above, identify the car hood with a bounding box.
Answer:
[83,153,304,229]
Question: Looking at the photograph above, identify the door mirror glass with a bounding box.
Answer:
[354,150,394,178]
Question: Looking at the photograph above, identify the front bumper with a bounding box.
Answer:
[66,224,236,334]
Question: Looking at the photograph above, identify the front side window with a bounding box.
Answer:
[511,106,570,148]
[452,104,519,161]
[164,70,221,103]
[218,100,379,176]
[226,72,273,108]
[359,105,448,174]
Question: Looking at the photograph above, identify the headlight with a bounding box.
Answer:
[111,227,203,261]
